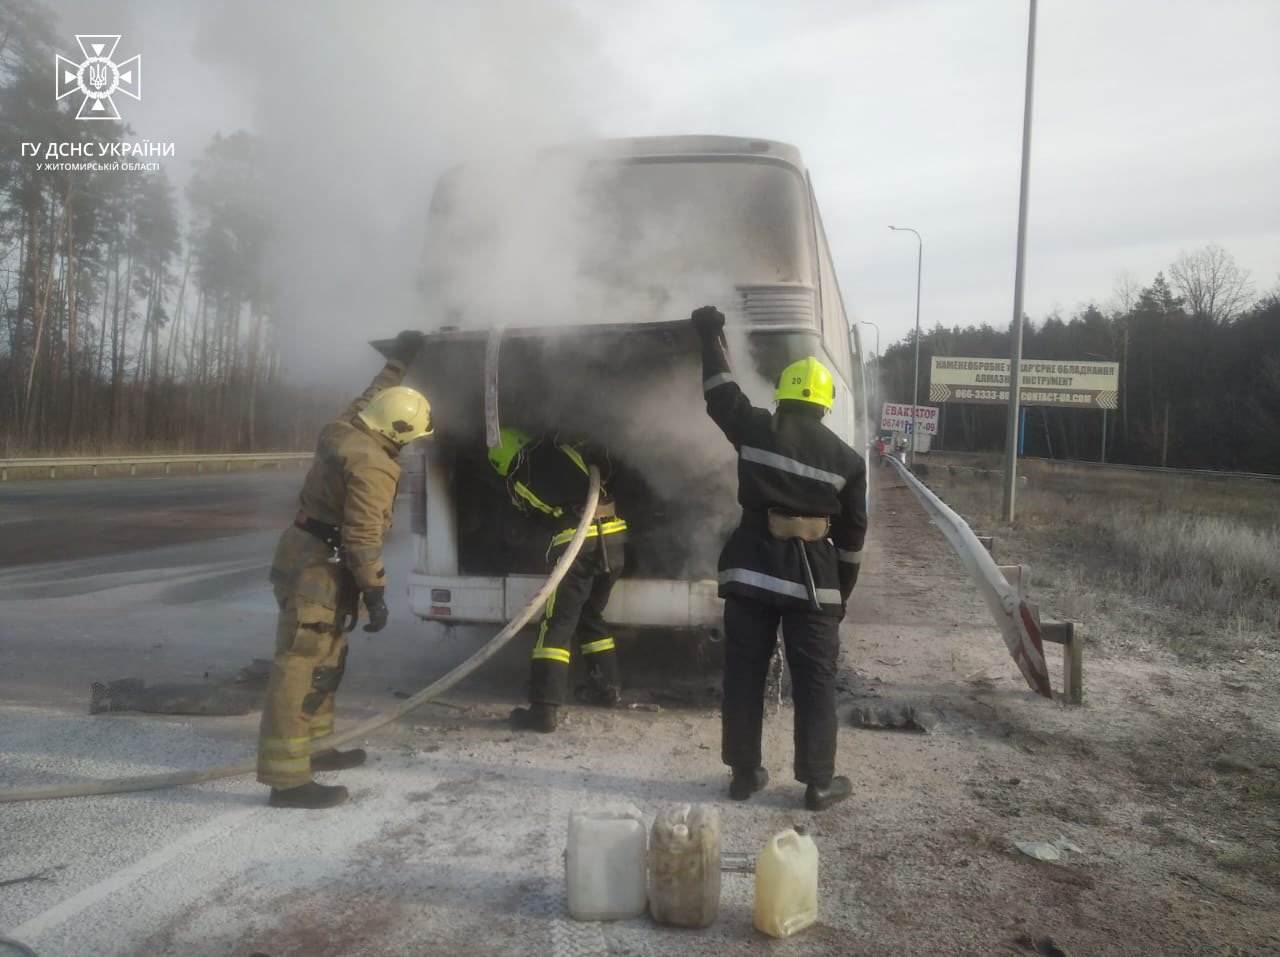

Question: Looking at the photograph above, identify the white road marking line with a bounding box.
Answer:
[11,804,262,942]
[546,782,608,957]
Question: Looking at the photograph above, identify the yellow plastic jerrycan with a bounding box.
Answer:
[648,803,722,928]
[753,824,818,938]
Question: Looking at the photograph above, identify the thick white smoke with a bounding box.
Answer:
[187,0,625,387]
[48,0,793,578]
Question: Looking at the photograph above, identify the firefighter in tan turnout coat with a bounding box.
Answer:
[258,331,431,809]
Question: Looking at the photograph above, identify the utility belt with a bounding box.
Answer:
[744,508,831,611]
[545,499,618,548]
[764,508,830,543]
[549,515,628,549]
[757,509,829,614]
[295,511,345,565]
[295,511,339,547]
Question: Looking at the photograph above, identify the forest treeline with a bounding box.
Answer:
[877,258,1280,473]
[0,0,333,455]
[3,0,1277,472]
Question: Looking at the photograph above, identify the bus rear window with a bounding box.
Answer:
[421,157,814,327]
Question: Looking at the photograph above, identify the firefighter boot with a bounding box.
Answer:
[804,775,852,811]
[509,703,558,733]
[729,766,769,801]
[268,781,349,809]
[311,748,367,771]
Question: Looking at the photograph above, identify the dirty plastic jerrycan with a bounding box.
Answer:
[648,803,722,928]
[754,825,819,938]
[566,805,648,920]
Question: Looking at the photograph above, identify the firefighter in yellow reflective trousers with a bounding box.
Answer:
[258,331,432,809]
[489,428,628,733]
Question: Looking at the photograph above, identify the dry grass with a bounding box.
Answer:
[923,459,1280,659]
[1214,847,1280,882]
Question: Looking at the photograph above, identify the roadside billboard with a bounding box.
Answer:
[929,357,1118,409]
[880,403,938,434]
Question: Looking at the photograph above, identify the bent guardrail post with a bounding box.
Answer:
[1022,598,1084,705]
[997,564,1029,597]
[886,456,1053,699]
[1002,565,1084,704]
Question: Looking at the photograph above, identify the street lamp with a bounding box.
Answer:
[858,320,881,365]
[889,226,923,466]
[858,320,882,452]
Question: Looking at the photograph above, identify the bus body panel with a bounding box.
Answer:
[397,136,869,631]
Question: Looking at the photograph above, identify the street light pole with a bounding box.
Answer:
[1000,0,1038,523]
[889,226,923,466]
[858,320,881,367]
[858,319,880,397]
[859,320,882,451]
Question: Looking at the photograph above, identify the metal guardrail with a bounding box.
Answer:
[0,452,312,481]
[886,455,1054,699]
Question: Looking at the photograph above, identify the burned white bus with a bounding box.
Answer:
[394,135,869,644]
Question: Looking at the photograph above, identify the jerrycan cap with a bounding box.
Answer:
[793,824,809,837]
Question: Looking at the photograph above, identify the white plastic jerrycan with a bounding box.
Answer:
[648,803,722,928]
[754,824,819,938]
[566,805,648,920]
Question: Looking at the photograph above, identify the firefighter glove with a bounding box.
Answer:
[690,305,725,337]
[361,586,389,633]
[390,329,426,365]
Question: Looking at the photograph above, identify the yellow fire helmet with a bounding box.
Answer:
[775,356,834,411]
[357,386,433,445]
[488,427,533,476]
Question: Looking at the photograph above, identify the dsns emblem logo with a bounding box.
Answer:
[56,35,141,120]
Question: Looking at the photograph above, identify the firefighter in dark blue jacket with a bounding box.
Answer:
[691,305,868,811]
[489,428,628,732]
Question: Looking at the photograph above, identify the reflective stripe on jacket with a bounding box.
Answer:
[506,436,628,549]
[700,334,867,616]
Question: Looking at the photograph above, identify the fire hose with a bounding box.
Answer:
[0,468,601,804]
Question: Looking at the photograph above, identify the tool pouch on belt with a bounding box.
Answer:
[766,508,830,542]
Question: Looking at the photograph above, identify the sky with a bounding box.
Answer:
[42,0,1280,368]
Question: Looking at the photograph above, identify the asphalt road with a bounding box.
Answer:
[2,469,849,957]
[6,470,1279,955]
[0,471,482,716]
[0,472,302,567]
[0,469,1005,957]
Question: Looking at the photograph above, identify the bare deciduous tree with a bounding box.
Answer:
[1169,244,1254,324]
[1109,271,1142,315]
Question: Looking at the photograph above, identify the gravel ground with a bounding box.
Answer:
[2,470,1278,956]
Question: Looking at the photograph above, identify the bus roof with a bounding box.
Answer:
[540,135,806,172]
